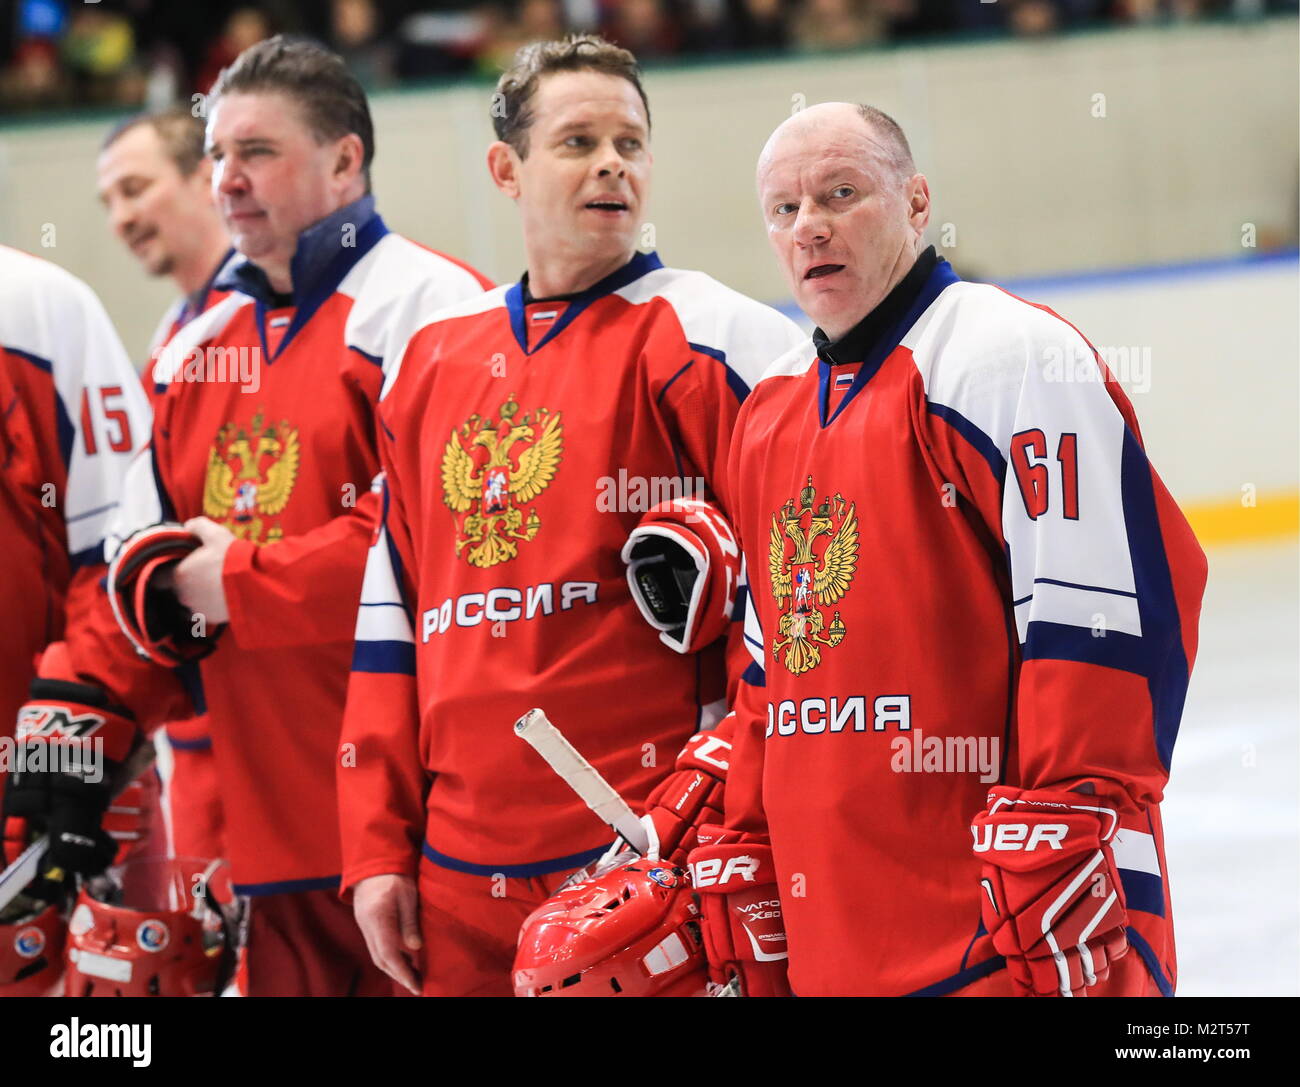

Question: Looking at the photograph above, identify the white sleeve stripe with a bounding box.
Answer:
[1014,581,1143,642]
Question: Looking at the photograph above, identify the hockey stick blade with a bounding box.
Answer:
[513,707,650,854]
[0,738,157,914]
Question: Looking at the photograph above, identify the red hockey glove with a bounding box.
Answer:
[622,498,740,654]
[5,674,139,879]
[971,785,1130,997]
[107,522,225,666]
[687,825,789,997]
[603,730,732,869]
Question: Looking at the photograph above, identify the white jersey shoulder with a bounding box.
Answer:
[616,266,807,393]
[378,283,509,402]
[0,246,150,559]
[751,336,817,391]
[340,233,487,382]
[904,280,1099,457]
[150,292,249,390]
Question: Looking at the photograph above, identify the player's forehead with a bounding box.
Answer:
[529,71,648,137]
[206,90,313,148]
[758,119,894,195]
[97,125,171,189]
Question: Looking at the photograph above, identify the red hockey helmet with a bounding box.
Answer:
[64,856,236,997]
[0,894,66,996]
[513,856,707,997]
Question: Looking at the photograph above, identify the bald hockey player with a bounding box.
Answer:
[339,35,805,997]
[5,37,489,997]
[687,103,1207,997]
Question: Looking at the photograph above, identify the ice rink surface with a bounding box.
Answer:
[1162,538,1299,996]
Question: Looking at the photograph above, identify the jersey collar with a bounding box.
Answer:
[505,249,664,355]
[216,194,389,361]
[813,247,958,426]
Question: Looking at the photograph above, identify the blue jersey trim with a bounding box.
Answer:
[5,346,76,467]
[822,258,961,427]
[422,841,605,878]
[1022,620,1148,676]
[348,344,383,369]
[68,542,105,571]
[741,660,766,687]
[351,639,416,676]
[505,250,664,356]
[233,874,342,897]
[1124,926,1175,996]
[1120,427,1189,772]
[166,734,212,752]
[905,955,1005,996]
[689,341,750,405]
[1119,868,1165,918]
[925,401,1008,483]
[1032,576,1138,599]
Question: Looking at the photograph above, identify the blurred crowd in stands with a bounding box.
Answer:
[0,0,1294,114]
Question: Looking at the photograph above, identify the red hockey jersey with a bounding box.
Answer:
[0,246,151,734]
[339,250,805,890]
[60,198,490,893]
[724,251,1206,996]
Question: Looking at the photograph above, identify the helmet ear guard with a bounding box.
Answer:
[0,894,67,996]
[107,524,226,667]
[513,856,708,997]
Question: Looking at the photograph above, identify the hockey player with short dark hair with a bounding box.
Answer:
[687,101,1208,997]
[4,36,491,996]
[338,34,806,996]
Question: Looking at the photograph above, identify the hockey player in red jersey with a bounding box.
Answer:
[0,246,154,995]
[688,103,1208,997]
[339,35,805,996]
[97,106,236,867]
[4,37,490,997]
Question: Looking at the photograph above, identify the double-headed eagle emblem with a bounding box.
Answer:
[441,394,564,568]
[203,410,300,544]
[769,476,859,674]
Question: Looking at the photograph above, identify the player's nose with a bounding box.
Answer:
[214,159,248,197]
[594,139,627,180]
[792,198,830,248]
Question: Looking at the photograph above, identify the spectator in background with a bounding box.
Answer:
[791,0,883,50]
[196,7,273,94]
[728,0,793,49]
[0,39,70,112]
[603,0,683,56]
[331,0,396,87]
[478,0,569,73]
[61,5,142,106]
[1007,0,1062,34]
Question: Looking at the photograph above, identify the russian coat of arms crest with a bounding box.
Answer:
[202,410,300,544]
[769,475,859,675]
[440,394,564,568]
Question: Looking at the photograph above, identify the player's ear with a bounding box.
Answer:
[332,133,366,190]
[487,140,522,200]
[906,173,931,236]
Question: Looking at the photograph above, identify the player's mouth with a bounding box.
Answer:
[804,264,845,281]
[127,227,157,252]
[584,198,630,214]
